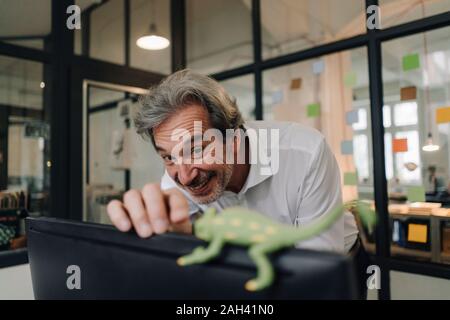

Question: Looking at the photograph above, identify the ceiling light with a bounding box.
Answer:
[422,132,440,152]
[136,23,169,50]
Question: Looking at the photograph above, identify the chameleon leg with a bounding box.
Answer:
[245,245,274,292]
[177,237,224,266]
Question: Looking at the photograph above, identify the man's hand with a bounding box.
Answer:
[107,184,192,238]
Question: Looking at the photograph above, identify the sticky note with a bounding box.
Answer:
[344,172,358,186]
[408,224,427,243]
[400,86,417,101]
[392,138,408,153]
[344,72,357,87]
[307,103,320,118]
[341,140,353,155]
[402,53,420,71]
[407,186,426,202]
[290,78,302,90]
[272,90,283,104]
[312,59,324,75]
[346,110,359,125]
[436,106,450,124]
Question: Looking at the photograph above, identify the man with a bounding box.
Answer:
[107,69,359,253]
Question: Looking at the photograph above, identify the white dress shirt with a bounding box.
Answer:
[161,120,359,253]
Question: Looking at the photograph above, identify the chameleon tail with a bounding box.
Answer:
[288,200,377,244]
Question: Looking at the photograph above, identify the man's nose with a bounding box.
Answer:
[177,164,198,186]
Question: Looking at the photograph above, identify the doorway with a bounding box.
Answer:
[82,80,165,224]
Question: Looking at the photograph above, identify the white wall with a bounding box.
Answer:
[8,125,43,180]
[390,271,450,300]
[0,264,34,300]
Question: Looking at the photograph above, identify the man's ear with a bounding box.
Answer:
[233,132,242,153]
[231,128,246,164]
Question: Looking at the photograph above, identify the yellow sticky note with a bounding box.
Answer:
[436,107,450,124]
[408,224,427,243]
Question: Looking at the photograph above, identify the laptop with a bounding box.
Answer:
[27,217,359,299]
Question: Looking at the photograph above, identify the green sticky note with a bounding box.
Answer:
[344,172,358,186]
[307,103,320,118]
[402,53,420,71]
[344,72,357,87]
[407,186,426,202]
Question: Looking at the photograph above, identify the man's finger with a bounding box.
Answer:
[123,189,153,238]
[142,184,170,234]
[163,188,190,224]
[107,200,132,232]
[170,220,193,234]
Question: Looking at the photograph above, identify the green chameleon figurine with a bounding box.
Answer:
[177,200,376,292]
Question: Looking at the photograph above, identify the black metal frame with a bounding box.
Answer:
[0,107,8,190]
[0,0,449,300]
[366,0,391,300]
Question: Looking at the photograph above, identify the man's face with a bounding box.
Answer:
[153,104,234,204]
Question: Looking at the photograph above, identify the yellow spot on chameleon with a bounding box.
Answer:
[249,222,260,230]
[225,232,237,240]
[265,226,277,235]
[177,258,185,266]
[251,234,266,243]
[213,218,225,225]
[230,219,242,227]
[245,280,257,291]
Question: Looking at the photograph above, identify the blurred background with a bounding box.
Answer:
[0,0,450,299]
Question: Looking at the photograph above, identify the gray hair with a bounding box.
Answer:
[135,69,244,143]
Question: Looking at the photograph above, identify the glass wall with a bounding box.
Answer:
[380,0,450,29]
[0,0,52,50]
[0,55,50,253]
[382,26,450,264]
[186,0,253,74]
[220,75,256,121]
[261,0,366,59]
[74,0,171,73]
[89,0,125,65]
[74,0,126,65]
[263,47,375,250]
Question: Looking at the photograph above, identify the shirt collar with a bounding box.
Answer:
[237,122,273,195]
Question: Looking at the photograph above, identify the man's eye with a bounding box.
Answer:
[162,155,175,164]
[192,146,203,157]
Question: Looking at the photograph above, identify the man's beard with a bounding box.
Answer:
[179,165,233,204]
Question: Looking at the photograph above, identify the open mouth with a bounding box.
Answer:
[188,172,216,194]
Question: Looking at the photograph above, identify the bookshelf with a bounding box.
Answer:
[362,212,450,265]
